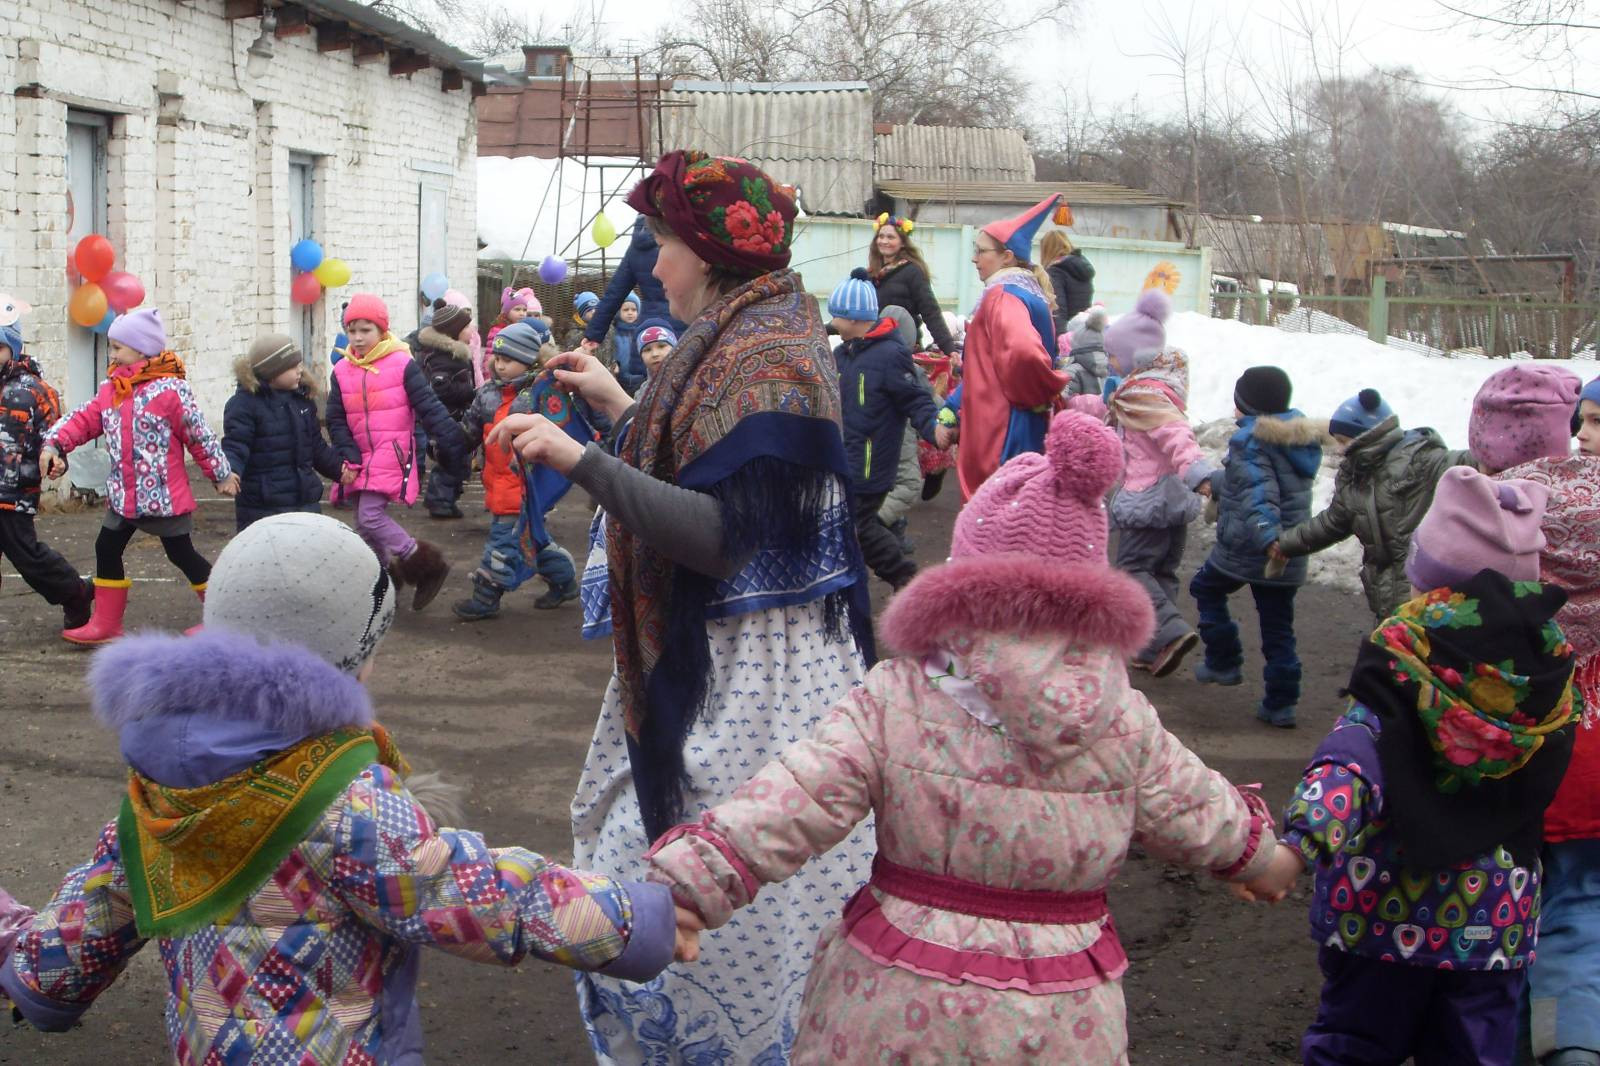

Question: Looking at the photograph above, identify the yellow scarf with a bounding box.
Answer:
[118,725,409,936]
[341,333,408,374]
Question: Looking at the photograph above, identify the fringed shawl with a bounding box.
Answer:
[608,269,873,839]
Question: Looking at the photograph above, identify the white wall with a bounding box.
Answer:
[0,0,478,418]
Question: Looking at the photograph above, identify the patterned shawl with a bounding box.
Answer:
[111,352,186,405]
[118,726,408,937]
[609,268,864,839]
[1109,349,1190,432]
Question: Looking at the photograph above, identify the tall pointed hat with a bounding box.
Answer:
[982,194,1061,262]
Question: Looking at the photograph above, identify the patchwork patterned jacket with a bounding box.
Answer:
[0,355,60,514]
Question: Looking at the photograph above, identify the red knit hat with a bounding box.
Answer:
[343,293,389,333]
[950,409,1122,562]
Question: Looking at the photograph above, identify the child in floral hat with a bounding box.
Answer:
[1238,465,1580,1066]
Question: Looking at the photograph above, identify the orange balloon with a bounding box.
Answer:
[75,235,115,283]
[69,283,109,327]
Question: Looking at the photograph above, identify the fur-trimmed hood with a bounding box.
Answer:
[91,629,373,788]
[881,554,1155,659]
[231,353,317,399]
[1248,410,1330,448]
[417,325,471,361]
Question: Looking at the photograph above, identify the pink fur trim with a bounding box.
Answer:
[880,555,1156,659]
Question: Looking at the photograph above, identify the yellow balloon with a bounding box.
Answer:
[313,257,352,288]
[591,212,618,249]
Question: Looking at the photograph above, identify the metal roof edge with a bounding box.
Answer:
[301,0,485,77]
[668,80,872,93]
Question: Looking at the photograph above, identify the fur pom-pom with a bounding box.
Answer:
[1084,306,1110,331]
[1359,388,1383,412]
[850,266,872,281]
[1133,288,1172,323]
[1045,409,1123,500]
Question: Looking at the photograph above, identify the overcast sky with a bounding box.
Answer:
[503,0,1578,132]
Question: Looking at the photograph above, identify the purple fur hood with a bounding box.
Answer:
[89,629,374,788]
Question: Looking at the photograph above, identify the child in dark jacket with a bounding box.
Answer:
[410,300,476,519]
[0,513,681,1063]
[222,334,353,532]
[1238,467,1578,1066]
[1191,366,1325,727]
[452,318,587,620]
[0,318,92,628]
[1275,388,1473,622]
[829,269,943,589]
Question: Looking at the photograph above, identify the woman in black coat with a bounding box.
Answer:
[868,215,959,354]
[1042,229,1095,331]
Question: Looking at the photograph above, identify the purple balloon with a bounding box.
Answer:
[538,255,568,284]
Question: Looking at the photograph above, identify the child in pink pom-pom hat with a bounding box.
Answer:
[645,409,1289,1064]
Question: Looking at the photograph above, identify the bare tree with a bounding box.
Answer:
[367,0,609,58]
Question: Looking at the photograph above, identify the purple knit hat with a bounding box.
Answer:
[1405,466,1549,591]
[1103,289,1171,378]
[107,308,167,357]
[1469,364,1581,472]
[950,409,1122,563]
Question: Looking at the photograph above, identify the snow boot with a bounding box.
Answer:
[61,578,94,631]
[63,578,131,646]
[534,578,580,610]
[1544,1052,1600,1066]
[1148,632,1199,679]
[1255,701,1297,729]
[452,578,504,621]
[1195,661,1243,686]
[183,582,206,636]
[395,540,450,611]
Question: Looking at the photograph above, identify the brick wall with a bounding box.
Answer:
[0,0,479,418]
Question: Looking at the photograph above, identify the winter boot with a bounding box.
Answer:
[395,540,450,611]
[889,516,915,556]
[1148,632,1199,679]
[183,582,207,636]
[452,578,504,621]
[61,578,94,631]
[428,504,464,520]
[534,578,580,610]
[63,578,131,646]
[1255,701,1297,729]
[1544,1051,1600,1066]
[1195,661,1243,686]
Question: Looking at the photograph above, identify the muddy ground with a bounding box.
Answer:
[0,475,1375,1064]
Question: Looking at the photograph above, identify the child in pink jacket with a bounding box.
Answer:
[1106,346,1215,676]
[647,410,1286,1066]
[41,308,237,644]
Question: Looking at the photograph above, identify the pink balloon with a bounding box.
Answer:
[101,271,145,312]
[290,272,323,305]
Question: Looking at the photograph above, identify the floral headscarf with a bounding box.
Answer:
[626,150,797,279]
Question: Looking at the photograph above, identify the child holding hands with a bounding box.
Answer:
[648,411,1284,1064]
[41,308,237,643]
[1240,466,1579,1066]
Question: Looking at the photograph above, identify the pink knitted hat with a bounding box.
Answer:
[1469,364,1580,473]
[950,409,1122,562]
[1405,466,1549,591]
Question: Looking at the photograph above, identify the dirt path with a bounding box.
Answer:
[0,479,1373,1064]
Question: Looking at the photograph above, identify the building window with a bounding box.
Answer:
[289,153,318,367]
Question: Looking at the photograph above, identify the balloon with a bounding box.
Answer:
[289,239,324,273]
[65,251,80,285]
[69,283,109,327]
[420,272,449,302]
[290,272,323,305]
[591,212,617,249]
[538,255,567,284]
[91,309,115,334]
[313,257,352,288]
[75,235,115,283]
[101,271,145,313]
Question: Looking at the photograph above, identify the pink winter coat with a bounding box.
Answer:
[328,345,419,503]
[648,554,1275,1065]
[1107,351,1214,528]
[44,370,231,519]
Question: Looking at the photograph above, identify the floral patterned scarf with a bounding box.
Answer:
[111,351,186,405]
[1348,569,1579,866]
[1109,348,1190,432]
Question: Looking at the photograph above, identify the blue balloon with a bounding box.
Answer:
[91,309,115,334]
[290,239,324,273]
[538,255,568,284]
[420,272,449,302]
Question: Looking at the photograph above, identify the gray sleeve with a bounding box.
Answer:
[569,443,742,580]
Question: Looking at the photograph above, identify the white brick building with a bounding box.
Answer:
[0,0,483,419]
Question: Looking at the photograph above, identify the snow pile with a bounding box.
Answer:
[1165,311,1596,598]
[478,155,643,262]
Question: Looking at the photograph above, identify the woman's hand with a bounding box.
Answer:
[673,905,704,963]
[547,351,633,421]
[488,413,586,475]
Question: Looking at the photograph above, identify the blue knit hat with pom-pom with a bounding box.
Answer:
[828,268,879,322]
[1329,388,1394,440]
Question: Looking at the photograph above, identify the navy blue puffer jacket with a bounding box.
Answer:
[222,359,346,517]
[1207,411,1327,586]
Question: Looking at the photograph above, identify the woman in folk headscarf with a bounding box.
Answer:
[492,150,876,1064]
[941,196,1071,500]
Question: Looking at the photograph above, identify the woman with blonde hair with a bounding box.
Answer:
[1042,228,1096,329]
[867,213,959,354]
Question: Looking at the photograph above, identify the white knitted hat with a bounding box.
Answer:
[204,513,397,673]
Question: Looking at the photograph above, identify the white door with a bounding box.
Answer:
[418,180,448,326]
[288,154,316,363]
[65,112,108,410]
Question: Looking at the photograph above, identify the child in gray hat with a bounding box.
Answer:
[0,512,684,1062]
